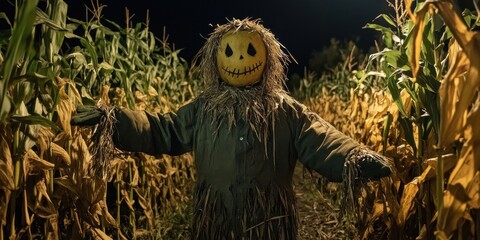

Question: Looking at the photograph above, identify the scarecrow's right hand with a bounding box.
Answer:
[71,105,104,126]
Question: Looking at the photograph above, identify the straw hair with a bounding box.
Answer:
[194,18,293,142]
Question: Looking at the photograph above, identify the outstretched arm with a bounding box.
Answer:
[292,102,391,182]
[71,101,197,156]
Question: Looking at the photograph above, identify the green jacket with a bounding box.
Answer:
[113,97,359,239]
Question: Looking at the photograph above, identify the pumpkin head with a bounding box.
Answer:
[196,18,291,91]
[216,30,267,87]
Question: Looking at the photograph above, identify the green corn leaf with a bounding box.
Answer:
[387,72,407,117]
[0,12,12,28]
[416,70,441,93]
[11,113,59,132]
[422,20,436,64]
[43,0,68,66]
[0,0,39,123]
[419,87,440,140]
[80,38,99,70]
[374,14,397,28]
[35,8,66,31]
[382,112,393,155]
[364,23,395,35]
[398,116,417,154]
[371,49,410,71]
[398,79,418,104]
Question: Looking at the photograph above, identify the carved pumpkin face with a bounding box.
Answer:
[216,30,267,87]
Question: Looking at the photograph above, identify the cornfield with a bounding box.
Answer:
[0,1,196,239]
[297,0,480,239]
[0,0,479,239]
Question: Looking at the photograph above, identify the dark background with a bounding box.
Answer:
[2,0,393,74]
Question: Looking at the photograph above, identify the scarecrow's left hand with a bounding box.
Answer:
[357,155,391,180]
[347,147,392,180]
[71,105,105,126]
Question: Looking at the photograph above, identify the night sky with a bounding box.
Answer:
[2,0,392,74]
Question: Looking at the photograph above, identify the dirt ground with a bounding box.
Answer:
[294,163,358,240]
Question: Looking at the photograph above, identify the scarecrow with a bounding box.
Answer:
[72,18,392,239]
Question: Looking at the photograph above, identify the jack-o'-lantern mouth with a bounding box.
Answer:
[221,61,263,78]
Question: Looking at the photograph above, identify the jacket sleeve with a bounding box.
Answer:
[292,103,359,182]
[112,101,197,156]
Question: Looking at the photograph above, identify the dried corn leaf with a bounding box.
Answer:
[466,172,480,209]
[405,0,415,19]
[100,85,110,105]
[0,189,10,230]
[89,203,102,225]
[121,188,135,211]
[30,179,56,218]
[434,1,480,146]
[438,41,470,146]
[396,165,431,228]
[423,154,457,181]
[45,217,59,240]
[408,3,431,79]
[128,159,139,187]
[81,178,106,205]
[134,188,154,229]
[464,102,480,209]
[438,127,480,236]
[55,77,76,137]
[24,149,55,174]
[53,131,71,147]
[49,142,71,167]
[36,126,54,158]
[70,134,91,176]
[0,130,13,227]
[54,176,78,196]
[0,134,14,190]
[91,227,112,240]
[100,202,117,227]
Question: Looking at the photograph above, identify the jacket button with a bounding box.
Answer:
[239,137,244,141]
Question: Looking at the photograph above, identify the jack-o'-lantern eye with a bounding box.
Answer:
[247,43,256,56]
[225,44,233,57]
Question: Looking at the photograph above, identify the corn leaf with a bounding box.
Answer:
[382,112,393,155]
[24,149,55,173]
[409,4,430,79]
[438,40,469,147]
[0,134,14,190]
[435,2,480,145]
[0,12,12,28]
[30,179,56,218]
[387,73,408,117]
[396,165,431,228]
[438,135,480,236]
[50,142,71,167]
[55,78,75,136]
[0,0,39,122]
[54,176,78,196]
[42,0,68,64]
[92,227,112,240]
[398,116,417,154]
[418,88,440,139]
[11,113,59,131]
[438,96,480,236]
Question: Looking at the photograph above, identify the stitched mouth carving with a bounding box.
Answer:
[221,61,263,77]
